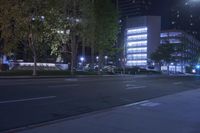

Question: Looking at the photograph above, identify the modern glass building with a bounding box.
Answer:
[160,30,200,73]
[125,16,161,68]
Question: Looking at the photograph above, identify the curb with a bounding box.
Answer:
[0,75,119,80]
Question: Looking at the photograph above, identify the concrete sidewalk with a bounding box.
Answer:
[14,89,200,133]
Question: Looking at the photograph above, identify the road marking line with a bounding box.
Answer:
[0,96,56,104]
[48,84,79,88]
[126,86,147,90]
[126,84,137,87]
[140,102,160,107]
[125,100,149,107]
[65,78,78,81]
[123,81,136,83]
[173,82,183,85]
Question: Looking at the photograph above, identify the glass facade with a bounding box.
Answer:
[126,27,148,67]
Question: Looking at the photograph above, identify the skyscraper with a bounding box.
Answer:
[117,0,153,18]
[168,0,200,40]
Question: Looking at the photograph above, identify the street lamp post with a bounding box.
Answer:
[196,64,200,75]
[104,56,108,66]
[80,56,85,70]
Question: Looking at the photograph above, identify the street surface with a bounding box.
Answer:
[0,75,200,132]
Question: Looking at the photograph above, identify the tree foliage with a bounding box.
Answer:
[0,0,119,74]
[151,44,175,65]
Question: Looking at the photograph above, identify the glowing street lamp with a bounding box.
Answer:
[196,64,200,69]
[104,56,108,60]
[96,56,99,62]
[80,57,85,62]
[104,56,108,65]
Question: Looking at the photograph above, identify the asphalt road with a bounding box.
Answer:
[0,75,200,132]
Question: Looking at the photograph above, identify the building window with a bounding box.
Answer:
[127,27,147,35]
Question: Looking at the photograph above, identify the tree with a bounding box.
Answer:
[93,0,119,73]
[51,0,81,75]
[0,0,119,75]
[151,43,175,73]
[0,0,62,75]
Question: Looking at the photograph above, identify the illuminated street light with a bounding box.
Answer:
[192,69,196,73]
[96,56,99,61]
[80,57,85,62]
[104,56,108,65]
[196,64,200,69]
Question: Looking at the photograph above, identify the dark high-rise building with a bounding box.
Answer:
[117,0,154,18]
[167,0,200,40]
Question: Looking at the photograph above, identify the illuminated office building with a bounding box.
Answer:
[160,30,200,72]
[125,16,161,68]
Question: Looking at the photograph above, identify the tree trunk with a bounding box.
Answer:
[70,55,74,75]
[82,39,85,58]
[175,65,177,74]
[98,51,103,75]
[167,64,170,75]
[33,53,37,76]
[91,45,95,70]
[70,30,76,76]
[70,0,77,76]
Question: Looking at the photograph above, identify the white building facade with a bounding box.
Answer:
[125,16,161,68]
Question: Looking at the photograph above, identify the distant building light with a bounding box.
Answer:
[172,21,175,25]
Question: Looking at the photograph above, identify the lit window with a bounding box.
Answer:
[127,54,147,60]
[169,39,181,44]
[160,33,168,37]
[169,32,182,37]
[127,47,147,53]
[127,34,147,41]
[127,41,147,47]
[127,27,147,35]
[127,60,147,66]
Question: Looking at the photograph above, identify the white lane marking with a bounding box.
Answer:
[48,84,79,88]
[173,82,183,85]
[125,100,149,107]
[140,102,160,107]
[126,84,136,87]
[0,96,56,104]
[65,78,78,81]
[124,100,160,107]
[123,81,136,83]
[126,86,147,90]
